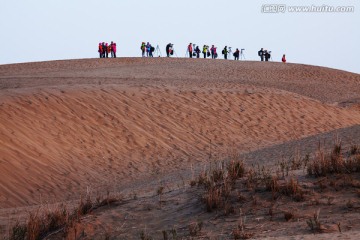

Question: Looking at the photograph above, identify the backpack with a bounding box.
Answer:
[258,50,262,56]
[150,46,155,52]
[207,51,210,57]
[222,50,224,55]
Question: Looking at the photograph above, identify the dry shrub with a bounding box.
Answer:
[350,145,359,155]
[10,205,69,240]
[188,221,203,237]
[198,160,246,213]
[77,196,93,217]
[306,142,356,177]
[202,187,223,212]
[265,176,280,199]
[265,177,305,201]
[211,168,225,183]
[282,178,305,201]
[232,218,254,240]
[306,209,321,232]
[227,160,246,181]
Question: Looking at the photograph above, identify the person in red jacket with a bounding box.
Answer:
[282,54,286,63]
[98,43,103,58]
[111,42,117,58]
[187,43,193,58]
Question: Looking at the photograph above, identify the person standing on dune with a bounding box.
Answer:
[104,43,109,58]
[258,48,264,61]
[98,43,103,58]
[282,54,286,63]
[166,43,173,57]
[210,45,217,59]
[234,48,240,60]
[146,42,151,57]
[195,46,200,58]
[222,46,228,59]
[112,42,117,58]
[140,42,146,57]
[101,42,106,58]
[202,45,208,59]
[187,43,193,58]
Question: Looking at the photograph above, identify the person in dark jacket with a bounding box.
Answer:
[166,43,173,57]
[234,48,240,60]
[101,42,106,58]
[195,46,201,58]
[258,48,264,61]
[264,50,271,61]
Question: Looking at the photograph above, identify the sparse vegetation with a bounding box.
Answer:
[5,141,360,239]
[307,142,360,177]
[8,193,120,240]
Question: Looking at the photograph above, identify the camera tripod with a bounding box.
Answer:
[240,49,246,60]
[185,48,191,57]
[155,45,162,57]
[170,47,178,57]
[227,47,233,59]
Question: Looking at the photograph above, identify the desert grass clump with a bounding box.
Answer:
[265,176,280,199]
[188,221,203,237]
[350,144,359,155]
[307,143,346,177]
[202,187,223,212]
[282,178,305,201]
[10,205,69,240]
[197,160,246,212]
[77,196,93,217]
[227,160,246,182]
[232,217,254,240]
[9,221,27,240]
[306,209,321,232]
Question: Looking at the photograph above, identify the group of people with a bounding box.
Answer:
[186,43,245,61]
[258,48,286,62]
[98,42,117,58]
[257,48,272,62]
[97,41,286,62]
[187,44,217,59]
[140,42,156,57]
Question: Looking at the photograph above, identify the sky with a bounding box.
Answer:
[0,0,359,73]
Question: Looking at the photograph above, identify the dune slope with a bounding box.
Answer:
[0,58,359,208]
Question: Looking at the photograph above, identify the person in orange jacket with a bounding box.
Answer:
[282,54,286,63]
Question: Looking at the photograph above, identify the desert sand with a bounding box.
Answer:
[0,58,359,239]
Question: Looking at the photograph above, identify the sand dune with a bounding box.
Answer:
[0,58,360,208]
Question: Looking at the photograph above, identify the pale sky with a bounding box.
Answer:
[0,0,359,73]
